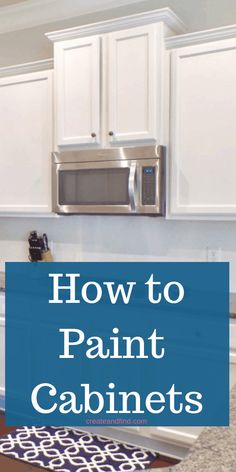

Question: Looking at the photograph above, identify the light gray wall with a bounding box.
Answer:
[0,217,236,291]
[0,0,236,66]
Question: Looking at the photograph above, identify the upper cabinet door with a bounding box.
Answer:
[0,70,53,214]
[170,39,236,217]
[107,25,158,144]
[55,36,101,147]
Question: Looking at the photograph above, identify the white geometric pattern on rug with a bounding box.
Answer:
[0,426,157,471]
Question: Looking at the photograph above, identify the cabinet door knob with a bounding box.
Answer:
[108,131,114,137]
[91,132,96,138]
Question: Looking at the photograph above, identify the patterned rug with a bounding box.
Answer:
[0,426,157,471]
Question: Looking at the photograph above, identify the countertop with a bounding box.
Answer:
[161,386,236,472]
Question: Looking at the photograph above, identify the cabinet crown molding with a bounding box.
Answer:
[45,8,187,42]
[166,23,236,49]
[0,59,53,78]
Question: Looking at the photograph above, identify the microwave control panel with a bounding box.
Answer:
[142,166,156,205]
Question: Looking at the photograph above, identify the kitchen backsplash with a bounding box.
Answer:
[0,216,236,291]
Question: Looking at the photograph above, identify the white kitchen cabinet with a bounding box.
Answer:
[0,295,5,406]
[0,69,53,214]
[169,38,236,218]
[107,25,159,144]
[1,284,234,458]
[0,318,4,400]
[47,10,174,150]
[55,36,101,146]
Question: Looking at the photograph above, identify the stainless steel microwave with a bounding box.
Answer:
[52,145,165,215]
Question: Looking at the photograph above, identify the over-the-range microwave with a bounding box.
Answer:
[52,145,165,216]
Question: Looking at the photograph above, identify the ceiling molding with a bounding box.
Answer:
[0,59,53,77]
[166,23,236,49]
[46,8,187,42]
[0,0,186,35]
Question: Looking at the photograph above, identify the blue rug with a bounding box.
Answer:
[0,426,157,471]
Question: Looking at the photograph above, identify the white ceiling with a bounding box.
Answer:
[0,0,151,34]
[0,0,141,10]
[0,0,27,6]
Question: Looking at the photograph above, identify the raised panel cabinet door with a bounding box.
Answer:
[0,70,53,213]
[0,316,5,399]
[55,36,101,146]
[107,25,159,144]
[170,39,236,217]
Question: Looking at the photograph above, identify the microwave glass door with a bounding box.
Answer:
[54,157,161,214]
[59,168,129,206]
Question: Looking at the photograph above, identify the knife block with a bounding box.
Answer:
[41,250,53,262]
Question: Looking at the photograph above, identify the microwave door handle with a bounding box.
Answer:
[128,162,137,211]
